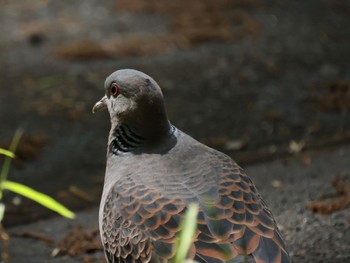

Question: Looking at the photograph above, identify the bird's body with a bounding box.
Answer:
[93,69,291,263]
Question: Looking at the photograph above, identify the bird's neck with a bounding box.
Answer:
[108,120,174,155]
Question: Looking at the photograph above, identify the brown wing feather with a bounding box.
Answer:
[102,174,186,262]
[211,155,290,262]
[102,153,290,263]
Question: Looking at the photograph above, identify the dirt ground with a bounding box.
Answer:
[0,0,349,262]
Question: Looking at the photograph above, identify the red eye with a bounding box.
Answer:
[111,83,119,97]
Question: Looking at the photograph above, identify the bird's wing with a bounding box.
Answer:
[102,151,290,263]
[193,153,290,263]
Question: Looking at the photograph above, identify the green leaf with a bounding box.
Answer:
[0,203,5,222]
[0,149,15,158]
[1,180,75,219]
[174,203,198,263]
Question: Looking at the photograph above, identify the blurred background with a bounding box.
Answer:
[0,0,349,233]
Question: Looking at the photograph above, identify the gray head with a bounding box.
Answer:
[93,69,171,145]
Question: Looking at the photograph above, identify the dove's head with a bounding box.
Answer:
[93,69,171,141]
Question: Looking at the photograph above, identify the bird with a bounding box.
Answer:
[93,69,291,263]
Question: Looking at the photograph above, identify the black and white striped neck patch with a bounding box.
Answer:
[111,125,144,154]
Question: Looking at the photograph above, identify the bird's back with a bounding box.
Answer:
[100,128,290,263]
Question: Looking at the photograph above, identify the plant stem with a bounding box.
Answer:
[0,129,23,184]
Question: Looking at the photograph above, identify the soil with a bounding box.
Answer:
[0,0,349,262]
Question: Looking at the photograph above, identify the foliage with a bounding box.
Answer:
[174,203,198,263]
[0,129,75,221]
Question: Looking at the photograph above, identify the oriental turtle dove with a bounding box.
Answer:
[93,69,291,263]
